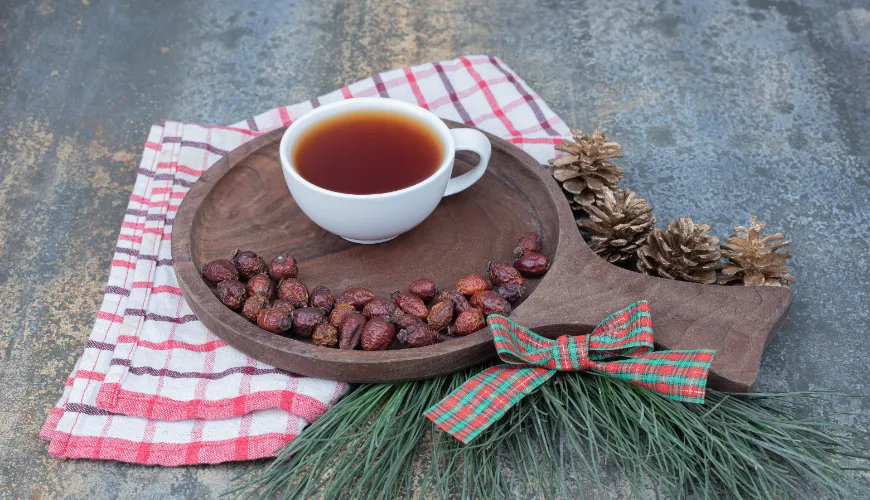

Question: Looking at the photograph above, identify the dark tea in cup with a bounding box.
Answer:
[280,97,491,243]
[293,111,444,195]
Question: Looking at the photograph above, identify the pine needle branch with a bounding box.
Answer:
[227,369,869,500]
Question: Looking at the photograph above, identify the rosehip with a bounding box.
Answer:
[514,252,551,277]
[408,279,438,302]
[292,307,324,337]
[269,252,298,280]
[277,279,309,307]
[337,288,375,310]
[246,273,274,298]
[257,307,292,334]
[361,317,397,351]
[397,318,441,347]
[216,279,246,309]
[329,303,356,328]
[487,261,525,287]
[363,297,398,319]
[427,299,454,332]
[271,298,296,317]
[202,259,238,284]
[470,290,511,316]
[242,295,269,322]
[438,290,473,314]
[233,250,267,278]
[312,322,339,348]
[388,309,418,329]
[339,313,366,350]
[456,274,490,296]
[392,292,428,319]
[514,231,542,257]
[310,285,335,311]
[450,308,486,335]
[495,282,526,303]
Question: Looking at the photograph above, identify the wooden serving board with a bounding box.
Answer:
[173,121,791,392]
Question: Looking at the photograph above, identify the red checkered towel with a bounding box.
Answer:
[41,55,570,465]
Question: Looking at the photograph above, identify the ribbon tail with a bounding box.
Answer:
[590,349,716,404]
[424,365,555,443]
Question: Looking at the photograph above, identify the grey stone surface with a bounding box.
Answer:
[1,0,868,497]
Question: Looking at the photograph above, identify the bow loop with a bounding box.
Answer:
[425,301,716,444]
[491,318,553,366]
[587,300,655,359]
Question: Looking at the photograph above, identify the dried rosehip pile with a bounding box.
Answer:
[200,232,551,350]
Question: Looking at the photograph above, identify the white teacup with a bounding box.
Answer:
[279,98,492,244]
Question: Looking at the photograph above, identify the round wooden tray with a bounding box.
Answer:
[173,121,792,392]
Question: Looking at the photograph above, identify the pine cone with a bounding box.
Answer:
[577,188,656,263]
[548,126,624,209]
[718,216,795,287]
[637,218,720,284]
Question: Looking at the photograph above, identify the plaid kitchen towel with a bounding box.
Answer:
[41,55,570,465]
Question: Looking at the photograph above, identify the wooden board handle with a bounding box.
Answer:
[511,220,792,392]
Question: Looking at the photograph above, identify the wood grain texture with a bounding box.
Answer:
[173,122,791,391]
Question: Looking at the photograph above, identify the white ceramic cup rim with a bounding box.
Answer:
[279,98,455,200]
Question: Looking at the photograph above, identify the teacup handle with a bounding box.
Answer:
[443,128,492,196]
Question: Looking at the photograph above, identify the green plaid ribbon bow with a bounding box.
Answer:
[425,300,715,443]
